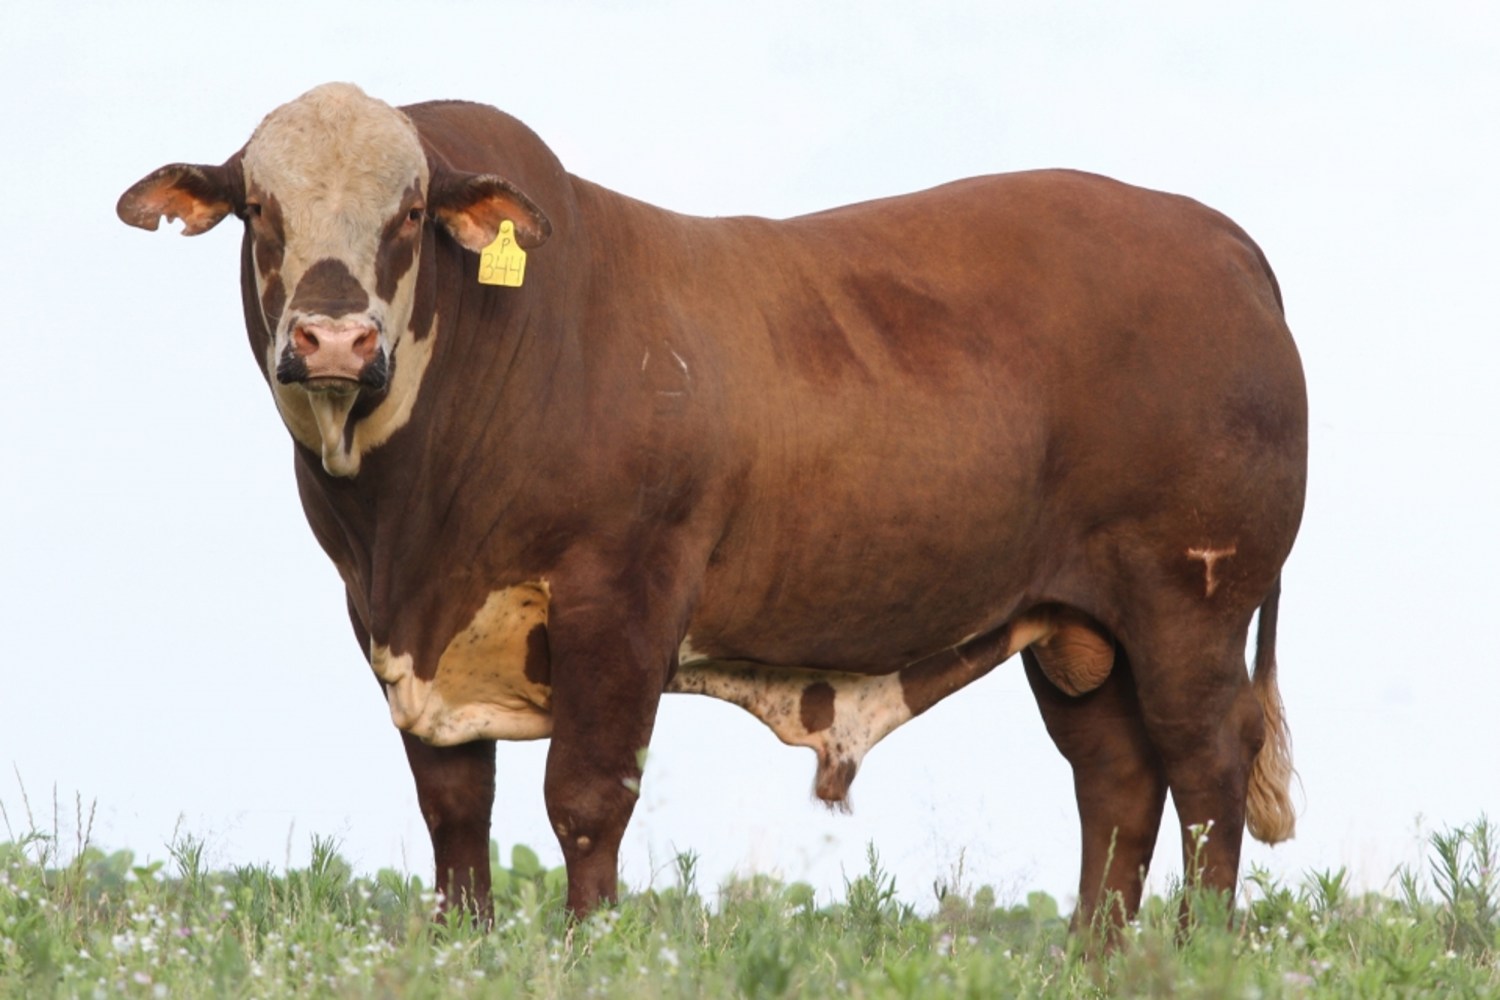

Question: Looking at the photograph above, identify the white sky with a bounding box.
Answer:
[2,1,1496,908]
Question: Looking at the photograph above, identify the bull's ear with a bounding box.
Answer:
[430,172,551,251]
[117,162,239,236]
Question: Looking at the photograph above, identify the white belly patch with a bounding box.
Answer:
[667,659,913,808]
[667,607,1112,806]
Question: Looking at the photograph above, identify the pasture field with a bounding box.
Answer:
[0,804,1494,998]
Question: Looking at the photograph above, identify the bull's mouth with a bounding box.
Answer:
[300,375,364,395]
[276,349,391,393]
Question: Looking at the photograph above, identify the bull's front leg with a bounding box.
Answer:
[542,595,673,917]
[400,733,497,919]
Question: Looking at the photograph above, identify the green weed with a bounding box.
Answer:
[0,809,1495,997]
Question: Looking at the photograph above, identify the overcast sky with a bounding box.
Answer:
[2,1,1496,908]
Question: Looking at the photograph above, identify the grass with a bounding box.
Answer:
[0,799,1495,998]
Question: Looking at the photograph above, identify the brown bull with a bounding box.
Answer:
[118,83,1306,924]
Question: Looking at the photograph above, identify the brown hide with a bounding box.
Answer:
[128,91,1306,926]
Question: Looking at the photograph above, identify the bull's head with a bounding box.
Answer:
[118,83,550,476]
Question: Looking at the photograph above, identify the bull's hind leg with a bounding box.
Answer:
[1125,618,1266,905]
[1024,645,1167,930]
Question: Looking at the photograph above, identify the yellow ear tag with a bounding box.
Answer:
[478,220,526,287]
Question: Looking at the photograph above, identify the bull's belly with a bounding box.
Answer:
[670,603,1112,804]
[369,578,1113,806]
[684,472,1050,674]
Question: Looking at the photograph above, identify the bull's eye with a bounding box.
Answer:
[244,202,263,221]
[407,207,424,224]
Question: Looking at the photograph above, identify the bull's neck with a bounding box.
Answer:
[291,195,592,605]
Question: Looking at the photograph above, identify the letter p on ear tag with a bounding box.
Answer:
[478,219,526,287]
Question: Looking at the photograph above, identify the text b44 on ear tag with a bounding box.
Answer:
[478,219,526,287]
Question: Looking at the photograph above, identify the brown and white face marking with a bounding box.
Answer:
[242,83,433,476]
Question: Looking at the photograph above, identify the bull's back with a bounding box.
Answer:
[674,168,1297,464]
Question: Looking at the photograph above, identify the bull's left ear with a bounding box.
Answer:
[430,172,552,251]
[117,161,240,235]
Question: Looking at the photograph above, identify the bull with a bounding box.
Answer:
[118,83,1307,925]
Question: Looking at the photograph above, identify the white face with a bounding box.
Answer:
[241,83,435,476]
[119,82,555,475]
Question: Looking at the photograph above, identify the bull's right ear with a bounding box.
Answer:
[117,162,240,236]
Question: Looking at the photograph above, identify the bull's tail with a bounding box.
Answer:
[1246,576,1297,843]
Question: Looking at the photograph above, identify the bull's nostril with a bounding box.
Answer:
[293,325,320,356]
[353,329,377,361]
